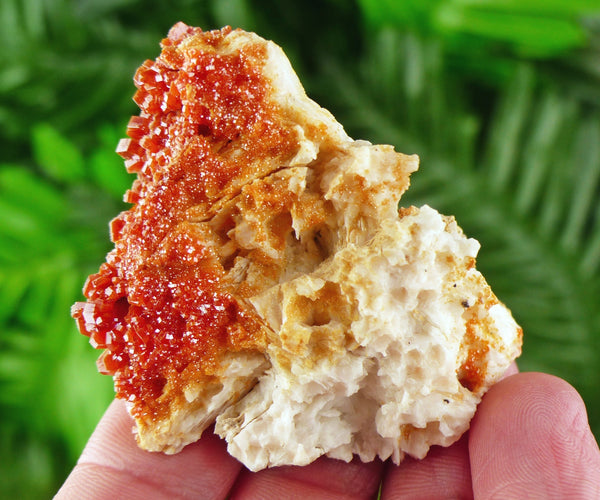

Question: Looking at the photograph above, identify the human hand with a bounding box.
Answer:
[56,371,600,499]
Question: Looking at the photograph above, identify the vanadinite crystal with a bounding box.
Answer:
[71,25,298,420]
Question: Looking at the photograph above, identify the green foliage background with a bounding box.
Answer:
[1,0,600,497]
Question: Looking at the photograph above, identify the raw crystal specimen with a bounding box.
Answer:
[72,23,522,471]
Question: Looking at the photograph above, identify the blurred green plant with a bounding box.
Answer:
[1,0,600,498]
[0,122,130,498]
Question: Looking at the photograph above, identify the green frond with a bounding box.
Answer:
[357,0,598,57]
[560,115,600,252]
[0,131,120,498]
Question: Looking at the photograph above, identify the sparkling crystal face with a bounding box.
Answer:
[72,26,299,420]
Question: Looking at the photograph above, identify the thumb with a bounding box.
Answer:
[469,372,600,499]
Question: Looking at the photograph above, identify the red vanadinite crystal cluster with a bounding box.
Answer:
[71,25,295,418]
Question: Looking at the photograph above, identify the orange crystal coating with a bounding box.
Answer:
[72,25,298,419]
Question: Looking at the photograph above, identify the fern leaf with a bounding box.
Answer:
[32,124,86,184]
[560,115,600,251]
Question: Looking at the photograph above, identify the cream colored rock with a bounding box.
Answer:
[216,205,521,470]
[74,24,522,471]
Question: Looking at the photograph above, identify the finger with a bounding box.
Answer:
[470,372,600,499]
[56,399,242,500]
[230,455,384,500]
[381,434,473,500]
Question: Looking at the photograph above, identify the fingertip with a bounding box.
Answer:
[56,399,242,499]
[381,434,473,500]
[470,372,600,498]
[231,456,384,500]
